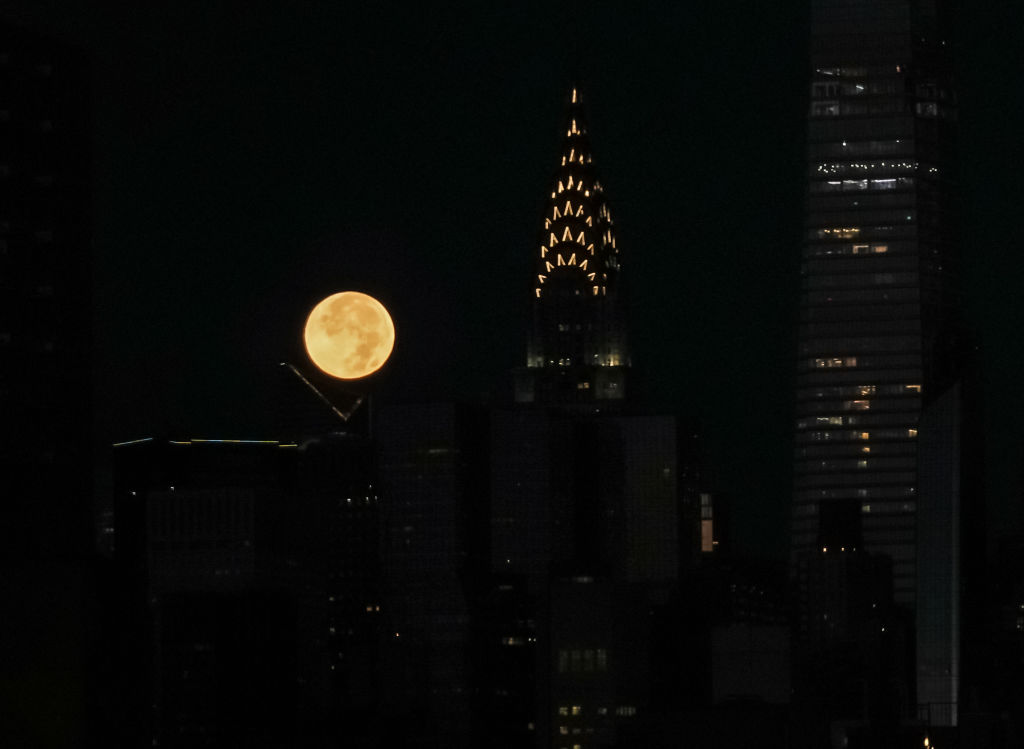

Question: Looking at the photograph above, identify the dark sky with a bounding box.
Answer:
[4,1,1023,558]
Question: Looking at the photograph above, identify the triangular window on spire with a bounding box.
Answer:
[587,271,596,280]
[544,219,551,229]
[576,206,585,217]
[580,260,589,271]
[586,217,593,226]
[537,274,547,284]
[558,181,565,194]
[550,233,558,246]
[568,253,576,265]
[541,246,548,258]
[562,227,573,242]
[552,206,562,220]
[587,243,595,255]
[564,200,573,215]
[576,231,586,245]
[567,175,574,190]
[570,148,576,162]
[545,261,554,272]
[557,254,565,266]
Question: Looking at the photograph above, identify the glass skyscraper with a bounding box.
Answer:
[792,0,959,605]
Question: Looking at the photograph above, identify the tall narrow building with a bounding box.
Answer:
[514,87,629,408]
[495,88,680,749]
[792,0,959,607]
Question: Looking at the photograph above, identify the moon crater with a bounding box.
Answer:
[303,291,395,379]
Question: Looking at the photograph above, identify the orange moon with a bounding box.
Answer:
[303,291,395,379]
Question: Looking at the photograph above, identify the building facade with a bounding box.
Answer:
[792,0,959,607]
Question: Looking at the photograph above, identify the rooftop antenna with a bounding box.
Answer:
[570,0,581,94]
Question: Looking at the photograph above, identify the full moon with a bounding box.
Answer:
[303,291,395,380]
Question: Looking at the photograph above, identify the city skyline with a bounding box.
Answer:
[5,4,1024,746]
[2,2,1022,560]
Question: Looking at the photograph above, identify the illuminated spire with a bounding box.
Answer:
[518,87,629,406]
[533,86,618,300]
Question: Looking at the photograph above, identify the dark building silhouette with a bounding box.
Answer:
[0,22,94,558]
[111,433,380,747]
[372,402,490,749]
[0,24,102,747]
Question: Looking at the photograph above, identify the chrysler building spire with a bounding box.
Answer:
[515,87,629,407]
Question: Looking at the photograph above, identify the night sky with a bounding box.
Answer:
[4,1,1023,558]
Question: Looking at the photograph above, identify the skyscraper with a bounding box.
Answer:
[514,87,629,408]
[495,88,682,749]
[792,0,959,607]
[0,22,94,557]
[0,24,99,747]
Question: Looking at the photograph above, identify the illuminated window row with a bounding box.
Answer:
[811,80,901,98]
[542,255,589,272]
[557,176,589,194]
[557,648,608,673]
[810,177,914,193]
[815,160,918,174]
[809,225,917,240]
[813,356,858,368]
[796,428,918,442]
[799,393,922,410]
[545,228,592,251]
[550,200,591,221]
[805,243,894,258]
[811,100,909,117]
[804,353,921,370]
[797,413,920,429]
[800,383,921,398]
